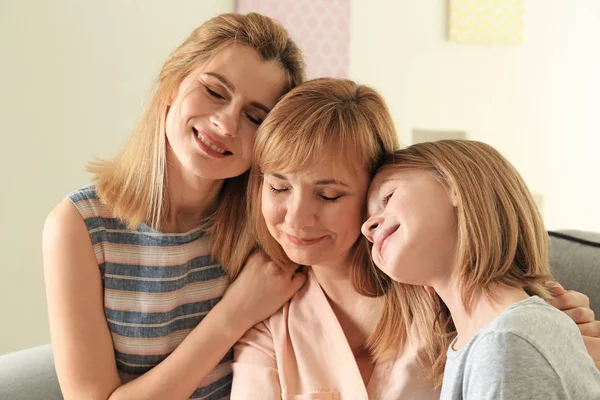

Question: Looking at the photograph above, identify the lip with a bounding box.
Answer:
[284,233,326,246]
[193,128,232,155]
[375,224,400,256]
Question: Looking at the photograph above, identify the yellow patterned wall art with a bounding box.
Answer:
[448,0,524,45]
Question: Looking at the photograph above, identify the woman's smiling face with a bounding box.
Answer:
[261,158,370,268]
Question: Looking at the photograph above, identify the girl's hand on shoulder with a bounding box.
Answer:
[218,251,306,332]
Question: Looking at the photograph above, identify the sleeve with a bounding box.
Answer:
[230,321,282,400]
[463,332,567,400]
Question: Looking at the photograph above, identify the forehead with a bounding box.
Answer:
[267,157,368,185]
[368,167,400,196]
[195,45,288,108]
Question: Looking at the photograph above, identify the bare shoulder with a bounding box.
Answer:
[43,198,86,238]
[42,198,93,262]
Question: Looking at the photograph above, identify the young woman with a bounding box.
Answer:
[362,140,600,399]
[43,13,306,400]
[230,78,600,399]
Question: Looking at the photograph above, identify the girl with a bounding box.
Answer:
[363,140,600,399]
[43,13,305,400]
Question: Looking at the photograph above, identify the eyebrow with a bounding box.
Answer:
[379,177,399,185]
[368,177,396,198]
[269,173,350,187]
[205,72,272,114]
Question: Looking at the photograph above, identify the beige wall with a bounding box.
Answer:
[0,0,234,355]
[2,0,599,355]
[350,0,600,232]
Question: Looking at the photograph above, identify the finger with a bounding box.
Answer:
[290,272,307,290]
[549,290,590,310]
[582,336,600,362]
[562,306,596,324]
[579,321,600,338]
[548,282,566,296]
[280,262,300,274]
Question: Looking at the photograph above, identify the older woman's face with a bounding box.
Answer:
[261,158,370,268]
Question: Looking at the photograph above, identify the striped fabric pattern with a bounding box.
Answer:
[68,185,232,399]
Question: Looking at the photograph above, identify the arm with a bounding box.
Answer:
[230,322,282,400]
[43,199,305,400]
[549,283,600,369]
[462,333,566,400]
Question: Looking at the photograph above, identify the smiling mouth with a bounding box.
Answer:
[376,224,400,256]
[193,128,232,156]
[285,233,326,246]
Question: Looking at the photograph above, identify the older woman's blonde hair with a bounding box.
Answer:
[248,77,416,359]
[87,13,305,278]
[376,140,553,386]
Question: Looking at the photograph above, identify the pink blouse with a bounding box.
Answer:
[231,269,440,399]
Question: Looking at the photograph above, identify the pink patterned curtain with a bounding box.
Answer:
[236,0,350,79]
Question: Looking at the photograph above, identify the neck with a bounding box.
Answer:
[434,276,529,350]
[311,262,380,351]
[162,147,224,233]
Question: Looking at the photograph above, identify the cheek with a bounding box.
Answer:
[164,105,178,140]
[261,190,283,227]
[329,200,364,242]
[236,126,257,162]
[178,90,205,121]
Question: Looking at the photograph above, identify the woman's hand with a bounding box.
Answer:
[549,283,600,337]
[219,251,306,332]
[549,283,600,370]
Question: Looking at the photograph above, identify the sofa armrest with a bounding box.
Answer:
[0,344,62,400]
[549,230,600,317]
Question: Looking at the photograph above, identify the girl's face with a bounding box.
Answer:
[166,45,287,180]
[261,158,370,268]
[361,167,459,287]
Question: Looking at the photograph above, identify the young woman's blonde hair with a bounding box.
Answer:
[87,13,305,278]
[376,139,553,386]
[247,77,415,359]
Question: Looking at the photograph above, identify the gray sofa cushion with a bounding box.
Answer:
[0,344,62,400]
[549,230,600,317]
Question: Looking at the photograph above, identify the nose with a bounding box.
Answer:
[285,193,316,230]
[210,104,240,137]
[361,214,382,243]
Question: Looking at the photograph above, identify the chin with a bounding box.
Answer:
[283,250,322,267]
[286,253,316,266]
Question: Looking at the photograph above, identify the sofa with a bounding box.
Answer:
[1,230,598,400]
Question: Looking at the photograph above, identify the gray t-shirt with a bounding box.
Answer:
[440,296,600,400]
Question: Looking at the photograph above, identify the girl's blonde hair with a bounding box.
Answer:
[87,13,305,278]
[376,140,553,386]
[248,77,414,359]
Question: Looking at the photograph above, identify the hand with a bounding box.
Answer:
[218,251,306,332]
[583,337,600,370]
[548,283,600,338]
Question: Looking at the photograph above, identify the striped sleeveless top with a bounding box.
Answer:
[68,185,233,399]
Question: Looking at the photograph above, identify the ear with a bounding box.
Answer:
[450,188,459,208]
[168,88,178,106]
[424,286,435,294]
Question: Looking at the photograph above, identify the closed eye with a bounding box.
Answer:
[320,194,342,202]
[246,112,263,125]
[269,185,288,194]
[206,87,225,100]
[383,191,394,205]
